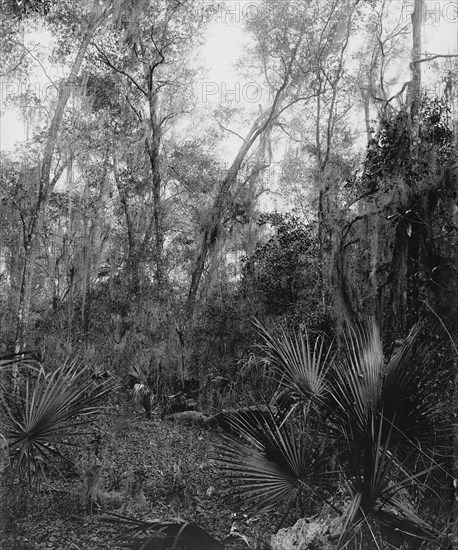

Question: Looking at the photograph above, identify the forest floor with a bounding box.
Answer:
[0,400,279,550]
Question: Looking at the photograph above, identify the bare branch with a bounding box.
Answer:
[276,91,320,118]
[92,42,147,96]
[215,119,246,143]
[274,121,302,142]
[125,94,143,122]
[0,49,29,77]
[160,112,178,127]
[20,44,58,89]
[413,54,458,65]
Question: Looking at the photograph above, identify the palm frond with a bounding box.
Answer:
[329,318,384,440]
[1,358,118,485]
[255,319,332,409]
[337,491,364,545]
[216,407,328,514]
[382,322,448,446]
[337,408,439,544]
[217,317,449,544]
[0,351,43,373]
[371,507,438,544]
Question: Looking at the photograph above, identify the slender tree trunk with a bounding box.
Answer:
[186,89,289,318]
[113,152,140,293]
[363,89,372,144]
[316,72,326,309]
[185,28,307,319]
[449,59,458,548]
[145,117,164,290]
[405,0,422,328]
[369,216,381,322]
[14,8,103,353]
[137,66,166,292]
[407,0,422,129]
[317,5,355,317]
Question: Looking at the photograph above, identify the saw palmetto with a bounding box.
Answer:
[1,357,117,485]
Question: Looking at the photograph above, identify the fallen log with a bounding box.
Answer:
[164,411,210,426]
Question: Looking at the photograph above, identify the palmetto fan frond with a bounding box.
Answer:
[337,409,440,545]
[382,323,447,447]
[329,318,384,441]
[0,357,118,485]
[255,319,331,411]
[328,319,445,537]
[330,319,447,450]
[217,407,328,514]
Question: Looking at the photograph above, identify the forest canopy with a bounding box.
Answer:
[1,0,455,360]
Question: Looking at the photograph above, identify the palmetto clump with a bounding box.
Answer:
[217,318,451,547]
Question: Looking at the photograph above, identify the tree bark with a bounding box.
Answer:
[406,0,422,128]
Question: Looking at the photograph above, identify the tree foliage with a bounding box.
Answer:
[343,96,457,341]
[240,213,331,331]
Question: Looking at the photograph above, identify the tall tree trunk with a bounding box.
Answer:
[450,55,458,548]
[385,0,422,341]
[316,68,326,308]
[406,0,422,130]
[186,107,281,318]
[405,0,422,328]
[317,3,356,319]
[363,88,373,145]
[185,30,307,318]
[112,152,140,293]
[14,4,104,353]
[145,90,164,291]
